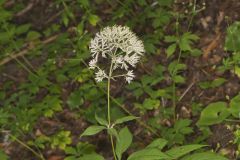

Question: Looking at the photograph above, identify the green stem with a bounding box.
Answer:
[110,134,117,160]
[9,134,45,160]
[107,61,117,160]
[107,61,113,125]
[187,0,196,31]
[78,58,159,136]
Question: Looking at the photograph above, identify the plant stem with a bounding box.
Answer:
[9,134,45,160]
[107,61,117,160]
[110,134,117,160]
[78,58,159,137]
[107,61,113,125]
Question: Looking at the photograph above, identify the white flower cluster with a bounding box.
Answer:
[89,25,144,83]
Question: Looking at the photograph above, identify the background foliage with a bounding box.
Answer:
[0,0,240,159]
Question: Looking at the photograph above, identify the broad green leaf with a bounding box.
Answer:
[173,75,185,84]
[164,35,178,43]
[146,138,168,150]
[116,127,132,160]
[127,148,170,160]
[181,152,228,160]
[190,48,202,57]
[168,61,186,75]
[174,119,192,134]
[26,31,41,41]
[179,38,191,51]
[142,98,160,110]
[141,75,155,86]
[67,91,84,109]
[235,65,240,78]
[229,94,240,118]
[88,14,100,26]
[166,43,177,57]
[80,125,106,137]
[197,102,230,126]
[15,24,31,35]
[198,81,211,89]
[81,154,105,160]
[166,144,206,159]
[225,21,240,52]
[64,147,77,155]
[95,113,108,126]
[211,78,227,88]
[114,116,138,125]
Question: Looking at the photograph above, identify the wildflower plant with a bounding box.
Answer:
[89,25,145,83]
[81,25,144,160]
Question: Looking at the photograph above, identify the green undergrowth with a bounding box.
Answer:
[0,0,239,159]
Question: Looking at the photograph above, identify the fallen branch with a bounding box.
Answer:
[0,34,59,66]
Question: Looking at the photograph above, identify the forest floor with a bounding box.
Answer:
[1,0,240,160]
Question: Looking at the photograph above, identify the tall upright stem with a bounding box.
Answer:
[107,61,113,125]
[107,61,117,160]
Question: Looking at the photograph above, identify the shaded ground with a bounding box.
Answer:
[1,0,240,159]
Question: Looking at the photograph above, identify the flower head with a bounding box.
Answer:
[95,69,107,82]
[89,25,144,83]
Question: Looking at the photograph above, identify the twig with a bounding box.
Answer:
[0,34,59,66]
[2,73,18,81]
[15,2,34,17]
[178,81,195,101]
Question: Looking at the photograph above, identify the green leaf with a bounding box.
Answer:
[114,116,138,125]
[174,119,192,133]
[137,0,147,6]
[116,127,133,160]
[234,65,240,78]
[142,98,160,110]
[181,152,228,160]
[164,35,178,43]
[229,93,240,118]
[211,78,227,88]
[15,24,31,35]
[65,147,77,155]
[197,102,230,126]
[198,81,211,89]
[67,91,84,109]
[168,61,186,75]
[173,75,185,84]
[26,31,41,41]
[166,43,177,57]
[199,77,227,89]
[179,32,199,51]
[127,148,170,160]
[78,0,90,8]
[146,138,168,150]
[0,150,8,160]
[95,113,108,126]
[166,144,206,159]
[81,154,105,160]
[190,48,202,57]
[80,125,106,137]
[225,21,240,52]
[88,14,100,26]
